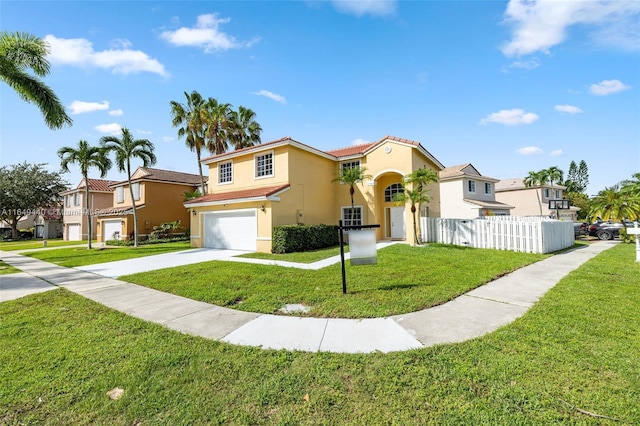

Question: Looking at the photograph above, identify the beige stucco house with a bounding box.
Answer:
[60,178,115,241]
[495,178,579,221]
[185,135,445,252]
[439,164,514,218]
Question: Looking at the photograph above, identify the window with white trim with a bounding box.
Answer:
[468,180,476,193]
[131,183,141,201]
[116,187,124,203]
[341,160,361,171]
[384,183,404,202]
[555,189,561,199]
[219,161,232,184]
[255,152,273,178]
[543,188,550,198]
[65,195,71,208]
[484,182,492,195]
[341,206,363,227]
[73,193,80,206]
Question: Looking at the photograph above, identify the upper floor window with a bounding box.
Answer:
[468,180,476,193]
[256,152,273,178]
[131,183,141,201]
[543,188,550,198]
[384,183,404,202]
[555,189,561,199]
[484,182,492,195]
[219,161,232,184]
[342,206,363,227]
[116,187,124,203]
[341,160,361,171]
[65,195,71,208]
[73,192,80,206]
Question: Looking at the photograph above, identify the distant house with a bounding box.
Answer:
[439,164,514,218]
[60,178,115,241]
[96,167,204,242]
[495,178,579,221]
[34,204,64,239]
[184,135,445,252]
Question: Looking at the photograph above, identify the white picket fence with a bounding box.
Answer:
[421,216,575,254]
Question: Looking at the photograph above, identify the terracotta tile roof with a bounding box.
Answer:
[325,142,377,157]
[110,167,205,187]
[79,178,115,192]
[185,184,291,205]
[201,137,294,162]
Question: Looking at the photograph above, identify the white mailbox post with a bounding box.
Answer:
[627,222,640,263]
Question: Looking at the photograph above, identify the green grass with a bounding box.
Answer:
[1,243,638,425]
[237,245,349,263]
[0,239,95,251]
[22,241,191,267]
[121,244,547,318]
[0,261,21,275]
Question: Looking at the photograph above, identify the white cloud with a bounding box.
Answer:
[162,136,175,143]
[589,79,631,95]
[44,35,169,77]
[136,129,152,135]
[329,0,397,17]
[550,149,564,156]
[95,123,122,135]
[68,100,109,115]
[351,138,371,146]
[554,104,583,114]
[110,38,132,49]
[254,90,287,104]
[500,0,640,57]
[507,57,541,70]
[108,109,123,116]
[160,13,259,53]
[517,146,543,155]
[479,108,539,126]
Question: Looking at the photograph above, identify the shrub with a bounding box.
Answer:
[272,224,339,253]
[105,234,188,247]
[619,227,638,244]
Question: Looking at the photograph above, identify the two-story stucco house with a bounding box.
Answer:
[184,135,445,253]
[495,178,579,220]
[60,178,115,241]
[439,164,514,218]
[96,167,204,242]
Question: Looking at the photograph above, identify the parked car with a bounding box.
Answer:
[573,222,588,237]
[17,230,34,240]
[588,221,634,240]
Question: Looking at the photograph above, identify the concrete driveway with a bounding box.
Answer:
[76,248,251,278]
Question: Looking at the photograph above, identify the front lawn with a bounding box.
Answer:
[22,241,191,267]
[121,244,547,318]
[0,261,20,275]
[0,239,94,251]
[1,244,637,424]
[237,244,349,263]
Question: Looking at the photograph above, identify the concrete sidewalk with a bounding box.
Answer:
[0,241,616,353]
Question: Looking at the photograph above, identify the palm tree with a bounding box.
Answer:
[332,166,372,214]
[0,31,72,129]
[203,97,233,155]
[393,188,431,245]
[589,186,640,225]
[100,128,156,247]
[229,106,262,150]
[57,140,112,249]
[170,91,207,192]
[523,170,549,216]
[403,167,438,242]
[545,166,563,195]
[621,172,640,198]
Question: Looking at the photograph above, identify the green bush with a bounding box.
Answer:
[105,234,189,247]
[619,227,638,244]
[272,224,339,253]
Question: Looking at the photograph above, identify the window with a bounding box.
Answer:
[73,193,80,206]
[342,206,363,227]
[65,195,71,208]
[219,161,232,184]
[131,183,141,201]
[341,160,361,171]
[484,182,492,195]
[116,187,124,203]
[543,188,550,198]
[384,183,404,202]
[255,152,273,178]
[468,180,476,193]
[555,189,561,199]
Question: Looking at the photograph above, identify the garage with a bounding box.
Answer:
[203,210,256,250]
[102,219,122,241]
[67,224,81,241]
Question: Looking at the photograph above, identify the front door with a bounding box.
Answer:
[390,207,405,239]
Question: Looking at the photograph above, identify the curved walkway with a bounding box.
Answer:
[0,241,615,353]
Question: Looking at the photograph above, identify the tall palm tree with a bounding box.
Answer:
[57,140,112,249]
[332,166,372,213]
[0,31,72,129]
[203,97,233,155]
[403,167,438,242]
[589,186,640,225]
[170,91,207,193]
[621,172,640,198]
[546,166,563,196]
[229,106,262,150]
[100,128,156,247]
[393,188,431,245]
[524,170,549,216]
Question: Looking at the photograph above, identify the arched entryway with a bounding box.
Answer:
[373,171,406,240]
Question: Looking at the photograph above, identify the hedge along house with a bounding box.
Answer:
[96,167,204,242]
[184,135,444,253]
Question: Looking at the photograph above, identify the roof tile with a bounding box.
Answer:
[185,184,290,205]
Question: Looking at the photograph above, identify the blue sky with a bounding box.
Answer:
[2,0,639,196]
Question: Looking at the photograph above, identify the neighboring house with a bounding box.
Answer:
[184,135,445,253]
[439,164,514,218]
[34,204,64,239]
[60,178,115,241]
[96,167,204,241]
[495,178,579,221]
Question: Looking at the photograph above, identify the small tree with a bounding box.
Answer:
[524,170,549,216]
[332,166,372,213]
[393,188,431,246]
[403,168,438,241]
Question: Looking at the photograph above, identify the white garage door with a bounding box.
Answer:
[68,224,81,241]
[103,220,122,241]
[204,210,256,250]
